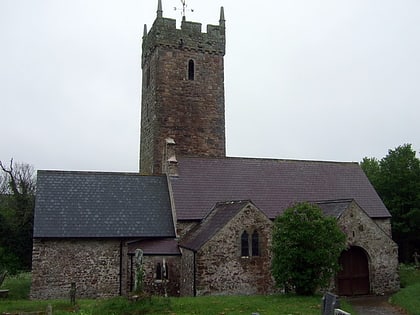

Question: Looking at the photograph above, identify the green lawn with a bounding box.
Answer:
[0,295,356,315]
[0,272,355,315]
[390,264,420,315]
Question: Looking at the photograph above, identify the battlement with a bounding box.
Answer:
[142,6,225,66]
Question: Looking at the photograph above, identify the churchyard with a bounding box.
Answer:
[0,272,357,315]
[0,265,418,314]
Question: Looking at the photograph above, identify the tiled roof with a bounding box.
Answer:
[128,238,181,255]
[179,200,253,251]
[34,171,175,238]
[170,157,390,220]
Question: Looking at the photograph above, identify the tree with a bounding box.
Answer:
[361,144,420,262]
[271,202,346,295]
[0,159,36,273]
[360,157,380,188]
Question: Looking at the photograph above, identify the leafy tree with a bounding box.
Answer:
[271,202,346,295]
[0,159,36,273]
[360,157,380,188]
[361,144,420,262]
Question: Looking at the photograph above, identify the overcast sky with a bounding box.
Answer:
[1,0,419,172]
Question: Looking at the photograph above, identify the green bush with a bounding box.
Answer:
[272,202,346,295]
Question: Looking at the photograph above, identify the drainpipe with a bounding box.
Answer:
[119,241,123,296]
[129,253,134,292]
[193,251,196,297]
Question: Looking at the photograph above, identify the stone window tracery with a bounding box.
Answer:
[252,230,259,256]
[241,231,249,257]
[241,230,260,257]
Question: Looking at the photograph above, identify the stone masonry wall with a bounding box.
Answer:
[176,221,199,239]
[140,256,181,296]
[31,239,121,299]
[195,204,275,295]
[140,16,226,175]
[337,202,400,294]
[180,248,195,296]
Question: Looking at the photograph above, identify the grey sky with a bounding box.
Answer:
[1,0,419,172]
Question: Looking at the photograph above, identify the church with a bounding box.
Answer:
[30,1,399,299]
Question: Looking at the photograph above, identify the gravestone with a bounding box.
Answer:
[334,309,350,315]
[322,292,340,315]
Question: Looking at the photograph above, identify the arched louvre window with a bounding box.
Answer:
[241,231,249,256]
[252,230,259,256]
[188,59,195,80]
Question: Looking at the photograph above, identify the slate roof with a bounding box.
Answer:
[316,199,354,218]
[128,238,181,255]
[179,200,254,251]
[170,157,390,220]
[179,199,355,252]
[34,171,175,238]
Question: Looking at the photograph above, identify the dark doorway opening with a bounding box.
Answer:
[337,246,370,295]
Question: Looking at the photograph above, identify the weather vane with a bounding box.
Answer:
[174,0,194,20]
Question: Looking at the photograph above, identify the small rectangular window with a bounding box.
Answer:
[188,59,195,80]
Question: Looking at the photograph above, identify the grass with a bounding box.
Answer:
[0,272,355,315]
[1,272,31,299]
[390,264,420,315]
[1,295,355,315]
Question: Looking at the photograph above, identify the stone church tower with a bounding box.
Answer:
[139,0,226,175]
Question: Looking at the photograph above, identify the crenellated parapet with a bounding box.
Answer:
[142,6,225,66]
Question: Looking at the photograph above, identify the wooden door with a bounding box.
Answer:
[337,247,370,295]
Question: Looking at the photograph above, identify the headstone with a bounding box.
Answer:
[46,304,53,315]
[322,292,340,315]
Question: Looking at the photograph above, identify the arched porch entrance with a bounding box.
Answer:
[337,246,370,295]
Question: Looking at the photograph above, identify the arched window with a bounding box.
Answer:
[241,231,249,257]
[188,59,195,80]
[252,230,259,256]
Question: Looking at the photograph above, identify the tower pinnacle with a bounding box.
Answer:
[219,6,225,26]
[157,0,163,18]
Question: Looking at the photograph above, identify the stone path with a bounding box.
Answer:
[346,295,406,315]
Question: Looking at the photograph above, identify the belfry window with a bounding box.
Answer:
[188,59,195,80]
[241,231,249,257]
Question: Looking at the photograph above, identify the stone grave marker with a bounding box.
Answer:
[322,292,340,315]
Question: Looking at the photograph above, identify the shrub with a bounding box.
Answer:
[271,202,346,295]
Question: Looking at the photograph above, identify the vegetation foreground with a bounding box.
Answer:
[2,267,420,315]
[0,273,356,315]
[390,264,420,315]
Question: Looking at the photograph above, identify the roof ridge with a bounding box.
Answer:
[37,170,166,177]
[179,155,359,165]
